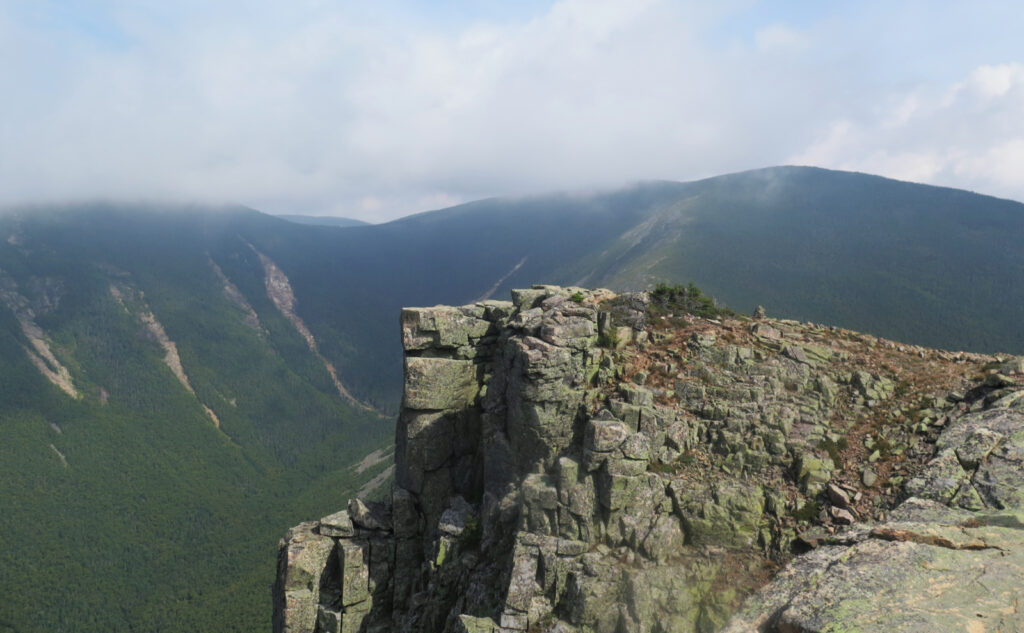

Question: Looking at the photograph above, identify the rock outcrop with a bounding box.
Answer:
[274,285,1024,633]
[724,388,1024,633]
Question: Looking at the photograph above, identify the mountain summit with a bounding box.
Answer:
[3,167,1024,632]
[276,284,1024,633]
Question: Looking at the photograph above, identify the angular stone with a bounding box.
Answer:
[887,497,973,523]
[640,515,685,562]
[974,441,1024,510]
[829,506,855,525]
[751,322,780,339]
[556,538,589,556]
[599,474,641,512]
[340,600,371,633]
[505,544,541,613]
[605,456,648,477]
[955,427,1004,470]
[479,300,515,321]
[985,373,1015,388]
[319,510,355,538]
[608,401,642,431]
[523,474,559,511]
[951,482,987,511]
[783,345,809,364]
[401,307,492,351]
[586,419,629,453]
[825,483,851,509]
[275,523,336,633]
[861,467,877,488]
[677,483,765,549]
[366,538,394,599]
[621,384,654,406]
[557,456,580,500]
[936,410,1024,451]
[797,454,833,495]
[456,615,498,633]
[391,488,421,538]
[725,516,1024,633]
[999,358,1024,375]
[500,612,529,631]
[567,479,596,518]
[339,541,370,607]
[438,496,474,536]
[511,287,548,308]
[279,524,332,583]
[348,498,392,532]
[539,315,596,349]
[317,606,342,633]
[404,357,479,411]
[398,410,455,492]
[904,450,968,504]
[621,433,650,461]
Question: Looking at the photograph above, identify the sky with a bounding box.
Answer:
[2,0,1024,222]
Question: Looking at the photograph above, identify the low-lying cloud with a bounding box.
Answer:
[1,0,1023,221]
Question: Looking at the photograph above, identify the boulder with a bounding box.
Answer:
[725,510,1024,633]
[278,285,1024,633]
[319,510,355,538]
[403,357,479,411]
[274,523,336,633]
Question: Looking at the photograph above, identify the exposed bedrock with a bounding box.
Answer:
[275,285,1024,633]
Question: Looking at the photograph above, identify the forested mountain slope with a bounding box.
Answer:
[2,166,1023,632]
[241,167,1024,413]
[0,206,391,632]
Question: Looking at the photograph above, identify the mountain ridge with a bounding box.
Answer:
[274,214,371,228]
[3,165,1024,632]
[274,283,1024,633]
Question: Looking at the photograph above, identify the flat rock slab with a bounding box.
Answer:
[404,357,478,410]
[724,512,1024,633]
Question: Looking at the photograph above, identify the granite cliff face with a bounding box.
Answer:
[274,285,1024,633]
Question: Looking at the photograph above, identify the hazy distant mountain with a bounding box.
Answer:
[0,205,391,632]
[261,166,1024,412]
[2,166,1024,632]
[274,213,370,227]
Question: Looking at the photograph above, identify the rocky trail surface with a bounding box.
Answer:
[275,285,1024,633]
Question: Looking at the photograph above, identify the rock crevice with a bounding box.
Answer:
[275,285,1024,633]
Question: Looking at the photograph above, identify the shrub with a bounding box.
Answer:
[792,499,821,523]
[649,281,736,319]
[818,437,849,468]
[597,328,620,348]
[461,514,482,549]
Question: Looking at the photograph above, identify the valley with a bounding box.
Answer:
[1,167,1024,631]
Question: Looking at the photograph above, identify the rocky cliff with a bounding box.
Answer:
[274,285,1024,633]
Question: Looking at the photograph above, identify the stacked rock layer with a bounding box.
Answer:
[275,285,1024,633]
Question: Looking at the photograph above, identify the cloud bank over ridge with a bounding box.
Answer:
[2,0,1023,221]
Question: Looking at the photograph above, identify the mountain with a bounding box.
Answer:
[239,166,1024,412]
[0,205,393,633]
[274,284,1024,633]
[274,214,370,228]
[2,166,1024,632]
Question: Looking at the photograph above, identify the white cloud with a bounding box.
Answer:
[789,62,1024,200]
[967,63,1024,99]
[754,24,808,53]
[1,1,1024,220]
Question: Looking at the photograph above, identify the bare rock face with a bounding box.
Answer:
[724,409,1024,633]
[274,285,1024,633]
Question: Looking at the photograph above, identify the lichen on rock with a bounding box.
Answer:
[274,285,1024,633]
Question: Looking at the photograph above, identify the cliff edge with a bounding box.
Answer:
[274,285,1024,633]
